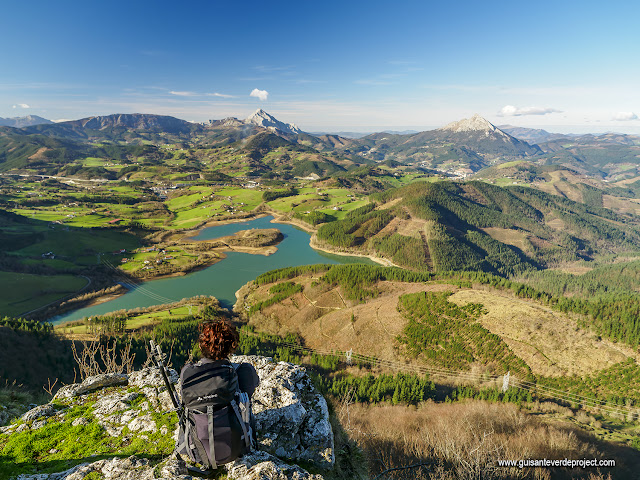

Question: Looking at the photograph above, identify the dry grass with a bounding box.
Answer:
[394,217,427,238]
[246,278,456,364]
[448,290,633,377]
[376,197,403,211]
[547,263,594,275]
[244,277,639,379]
[545,217,567,232]
[613,176,640,186]
[602,195,640,216]
[480,227,531,253]
[340,400,629,480]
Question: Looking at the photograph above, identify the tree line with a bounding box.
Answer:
[0,316,53,335]
[397,291,531,379]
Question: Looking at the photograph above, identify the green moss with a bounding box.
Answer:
[83,472,105,480]
[0,391,177,477]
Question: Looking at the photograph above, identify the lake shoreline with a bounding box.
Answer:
[51,241,282,319]
[48,215,382,325]
[309,236,396,268]
[180,212,271,238]
[265,210,398,267]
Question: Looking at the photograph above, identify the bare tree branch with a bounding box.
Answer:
[373,461,435,480]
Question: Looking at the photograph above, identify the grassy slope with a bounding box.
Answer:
[236,270,635,380]
[0,272,88,317]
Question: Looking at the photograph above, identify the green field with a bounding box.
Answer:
[0,271,88,317]
[80,157,110,167]
[497,160,525,169]
[15,228,139,260]
[162,186,264,229]
[266,187,367,220]
[492,177,529,187]
[118,246,200,275]
[56,304,196,334]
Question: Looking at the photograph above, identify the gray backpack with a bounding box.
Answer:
[177,359,254,469]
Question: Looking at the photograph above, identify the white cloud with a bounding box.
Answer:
[12,103,30,109]
[497,105,561,116]
[250,88,269,101]
[169,91,197,96]
[613,111,638,121]
[207,92,235,98]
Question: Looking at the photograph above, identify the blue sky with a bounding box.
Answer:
[2,0,639,133]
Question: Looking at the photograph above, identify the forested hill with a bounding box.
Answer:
[315,180,640,275]
[20,113,204,143]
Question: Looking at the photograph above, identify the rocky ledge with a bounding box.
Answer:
[2,356,333,480]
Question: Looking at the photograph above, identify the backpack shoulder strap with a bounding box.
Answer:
[183,408,212,469]
[207,405,217,469]
[230,400,251,449]
[231,363,253,450]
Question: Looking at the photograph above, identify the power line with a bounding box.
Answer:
[101,259,177,304]
[509,379,634,417]
[262,337,502,382]
[245,331,638,419]
[90,258,639,419]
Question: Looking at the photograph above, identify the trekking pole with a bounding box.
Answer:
[149,340,183,416]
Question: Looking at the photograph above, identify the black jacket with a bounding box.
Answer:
[182,357,260,398]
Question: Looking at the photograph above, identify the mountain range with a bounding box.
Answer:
[346,114,541,171]
[0,115,52,128]
[2,110,640,181]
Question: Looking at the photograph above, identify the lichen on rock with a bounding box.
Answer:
[226,450,325,480]
[53,373,128,400]
[231,355,335,469]
[5,356,334,480]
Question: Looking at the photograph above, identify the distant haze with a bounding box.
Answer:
[307,124,640,136]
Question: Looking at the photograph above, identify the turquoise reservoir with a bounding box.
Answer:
[51,216,373,324]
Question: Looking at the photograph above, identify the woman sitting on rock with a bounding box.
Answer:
[195,319,259,397]
[177,318,259,469]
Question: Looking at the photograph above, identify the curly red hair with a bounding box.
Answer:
[198,319,239,360]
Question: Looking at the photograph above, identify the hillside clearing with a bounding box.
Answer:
[448,289,636,377]
[242,276,635,378]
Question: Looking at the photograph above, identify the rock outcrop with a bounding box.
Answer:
[53,373,128,399]
[439,113,505,135]
[230,355,334,468]
[3,356,333,480]
[244,109,302,135]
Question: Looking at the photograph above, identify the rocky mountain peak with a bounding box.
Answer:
[209,117,244,127]
[440,114,503,135]
[0,115,53,128]
[244,109,302,135]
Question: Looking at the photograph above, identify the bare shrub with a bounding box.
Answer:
[71,338,136,380]
[575,410,593,425]
[530,401,574,417]
[43,378,59,397]
[71,340,101,379]
[339,400,615,480]
[141,341,154,369]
